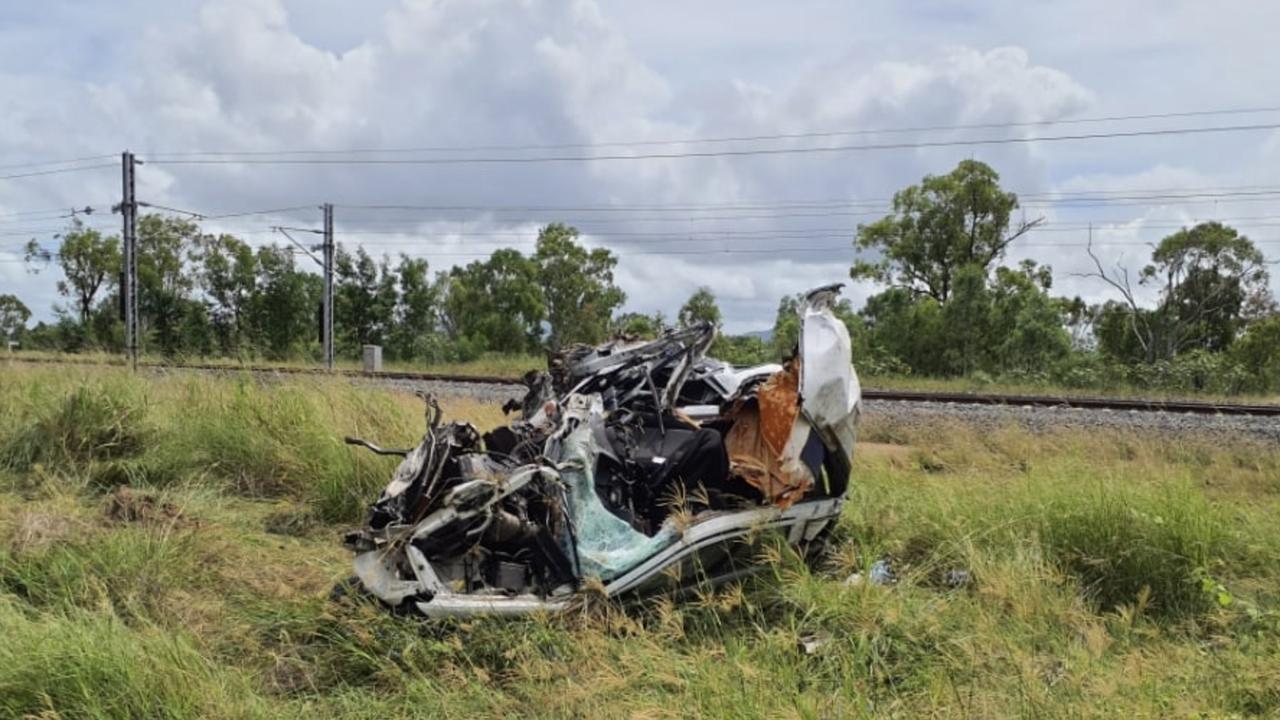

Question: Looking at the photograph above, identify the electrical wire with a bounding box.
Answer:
[143,123,1280,167]
[145,105,1280,157]
[0,154,117,172]
[0,163,118,181]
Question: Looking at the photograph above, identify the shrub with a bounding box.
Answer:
[1037,484,1233,620]
[0,383,149,471]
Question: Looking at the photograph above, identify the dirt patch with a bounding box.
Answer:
[856,442,915,464]
[263,507,321,537]
[102,486,193,527]
[9,510,84,553]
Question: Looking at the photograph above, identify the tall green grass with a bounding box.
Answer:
[0,367,1278,717]
[0,598,267,719]
[0,367,422,522]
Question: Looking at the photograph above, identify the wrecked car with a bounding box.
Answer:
[341,284,860,616]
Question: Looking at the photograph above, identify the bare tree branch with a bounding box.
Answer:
[1075,231,1154,359]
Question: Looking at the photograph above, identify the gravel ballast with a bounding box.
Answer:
[862,399,1280,442]
[357,377,1280,443]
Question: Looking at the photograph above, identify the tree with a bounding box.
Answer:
[770,295,803,359]
[771,292,867,363]
[612,311,666,339]
[1228,315,1280,392]
[0,294,31,342]
[1148,222,1271,352]
[387,256,441,361]
[678,287,722,330]
[860,289,948,375]
[711,335,771,366]
[442,248,545,354]
[24,219,120,325]
[1085,222,1272,362]
[852,160,1041,302]
[194,233,258,353]
[335,246,398,354]
[534,224,625,348]
[247,245,321,359]
[136,214,201,355]
[988,261,1071,373]
[940,264,992,375]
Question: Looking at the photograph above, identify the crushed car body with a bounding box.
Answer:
[341,284,861,617]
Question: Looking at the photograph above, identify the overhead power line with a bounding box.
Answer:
[0,206,101,222]
[146,105,1280,157]
[143,122,1280,167]
[0,154,117,172]
[0,163,118,181]
[332,184,1280,215]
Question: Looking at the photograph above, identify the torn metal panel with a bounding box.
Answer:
[799,284,861,458]
[339,284,861,617]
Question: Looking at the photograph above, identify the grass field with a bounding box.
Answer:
[9,349,1280,406]
[4,349,547,380]
[1,366,1278,718]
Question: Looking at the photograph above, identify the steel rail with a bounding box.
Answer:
[859,389,1280,417]
[6,355,1280,417]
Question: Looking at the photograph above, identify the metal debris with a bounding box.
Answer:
[341,284,861,617]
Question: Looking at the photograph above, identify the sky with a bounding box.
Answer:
[2,0,1279,333]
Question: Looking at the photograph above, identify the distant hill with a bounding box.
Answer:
[739,328,773,342]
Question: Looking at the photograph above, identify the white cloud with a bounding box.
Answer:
[1,0,1277,334]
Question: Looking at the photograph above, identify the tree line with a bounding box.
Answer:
[4,220,630,364]
[3,159,1278,394]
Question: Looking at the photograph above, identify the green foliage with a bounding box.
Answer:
[710,334,770,365]
[535,223,625,348]
[248,245,322,360]
[26,219,120,325]
[1228,315,1280,392]
[444,248,546,354]
[0,293,30,342]
[8,186,1277,400]
[940,264,991,375]
[677,286,721,330]
[0,368,412,522]
[1037,484,1233,618]
[0,366,1274,712]
[611,311,667,340]
[1100,222,1272,363]
[853,159,1033,302]
[387,256,440,361]
[193,233,259,354]
[861,288,949,374]
[988,261,1071,373]
[1,372,1280,717]
[0,599,265,718]
[334,245,398,354]
[137,215,202,356]
[0,382,149,472]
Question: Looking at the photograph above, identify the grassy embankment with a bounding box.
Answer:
[1,365,1278,718]
[9,348,1280,405]
[4,349,545,380]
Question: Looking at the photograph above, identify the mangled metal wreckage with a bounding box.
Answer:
[342,284,860,616]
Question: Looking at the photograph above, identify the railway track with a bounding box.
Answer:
[8,354,1280,417]
[858,389,1280,417]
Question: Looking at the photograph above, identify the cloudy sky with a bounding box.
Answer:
[3,0,1279,333]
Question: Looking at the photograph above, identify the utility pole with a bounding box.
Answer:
[273,208,333,371]
[120,151,138,371]
[322,202,335,371]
